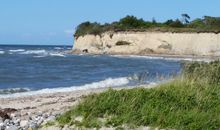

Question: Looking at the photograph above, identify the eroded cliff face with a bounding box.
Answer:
[73,32,220,56]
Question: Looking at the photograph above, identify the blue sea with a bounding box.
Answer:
[0,45,182,97]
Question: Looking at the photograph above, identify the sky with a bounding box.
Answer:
[0,0,219,45]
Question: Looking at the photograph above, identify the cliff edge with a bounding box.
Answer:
[72,32,220,56]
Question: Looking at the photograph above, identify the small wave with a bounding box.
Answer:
[49,53,66,57]
[20,50,47,55]
[0,88,30,95]
[33,55,47,58]
[54,47,62,50]
[19,50,67,58]
[0,51,5,54]
[9,49,25,52]
[0,77,129,98]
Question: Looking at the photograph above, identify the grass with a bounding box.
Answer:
[56,61,220,129]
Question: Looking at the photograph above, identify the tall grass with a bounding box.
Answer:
[57,61,220,129]
[183,61,220,85]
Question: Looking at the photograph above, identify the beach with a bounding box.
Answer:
[0,88,111,129]
[0,86,154,130]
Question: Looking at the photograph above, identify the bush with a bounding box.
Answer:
[74,22,104,38]
[74,15,220,37]
[118,15,146,29]
[167,19,185,28]
[115,41,131,46]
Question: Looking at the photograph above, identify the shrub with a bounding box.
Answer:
[115,41,131,46]
[74,15,220,37]
[169,19,185,28]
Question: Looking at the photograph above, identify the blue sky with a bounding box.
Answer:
[0,0,219,45]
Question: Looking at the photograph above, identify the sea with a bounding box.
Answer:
[0,45,184,98]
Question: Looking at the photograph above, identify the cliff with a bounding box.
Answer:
[72,32,220,56]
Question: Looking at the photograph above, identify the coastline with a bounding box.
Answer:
[70,51,218,62]
[0,53,216,129]
[0,84,153,113]
[73,32,220,57]
[0,53,213,114]
[0,85,153,129]
[0,87,118,129]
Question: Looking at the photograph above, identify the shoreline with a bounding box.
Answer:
[0,85,154,129]
[0,84,155,113]
[0,53,214,115]
[70,51,218,62]
[0,53,216,129]
[0,85,152,111]
[0,87,120,129]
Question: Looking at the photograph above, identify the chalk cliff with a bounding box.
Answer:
[72,32,220,56]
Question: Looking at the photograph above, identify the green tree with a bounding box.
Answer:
[188,18,204,29]
[118,15,146,29]
[181,14,191,24]
[169,19,184,28]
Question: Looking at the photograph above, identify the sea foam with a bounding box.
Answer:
[20,50,47,55]
[9,49,25,52]
[0,88,30,95]
[49,53,66,57]
[0,51,5,54]
[0,77,130,98]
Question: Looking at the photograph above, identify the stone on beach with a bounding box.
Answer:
[20,120,28,127]
[0,110,10,121]
[6,125,17,130]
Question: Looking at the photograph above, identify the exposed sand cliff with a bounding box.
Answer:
[72,32,220,56]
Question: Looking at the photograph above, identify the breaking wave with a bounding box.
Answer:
[0,51,5,54]
[49,53,66,57]
[54,47,62,50]
[9,49,25,52]
[20,50,47,55]
[0,88,30,95]
[0,77,130,98]
[16,49,66,57]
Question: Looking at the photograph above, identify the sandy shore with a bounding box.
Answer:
[0,88,116,130]
[0,85,155,130]
[0,88,109,119]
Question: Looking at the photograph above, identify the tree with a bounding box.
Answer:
[188,18,204,29]
[164,19,174,25]
[152,17,157,24]
[181,14,191,24]
[169,19,184,28]
[118,15,146,29]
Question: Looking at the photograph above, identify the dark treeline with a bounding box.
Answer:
[74,14,220,37]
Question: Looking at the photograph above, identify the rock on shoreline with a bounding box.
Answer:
[0,108,59,130]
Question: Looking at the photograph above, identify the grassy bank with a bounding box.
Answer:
[56,61,220,129]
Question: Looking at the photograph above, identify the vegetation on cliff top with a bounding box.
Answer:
[74,15,220,37]
[56,61,220,129]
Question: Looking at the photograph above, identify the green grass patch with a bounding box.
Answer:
[56,61,220,129]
